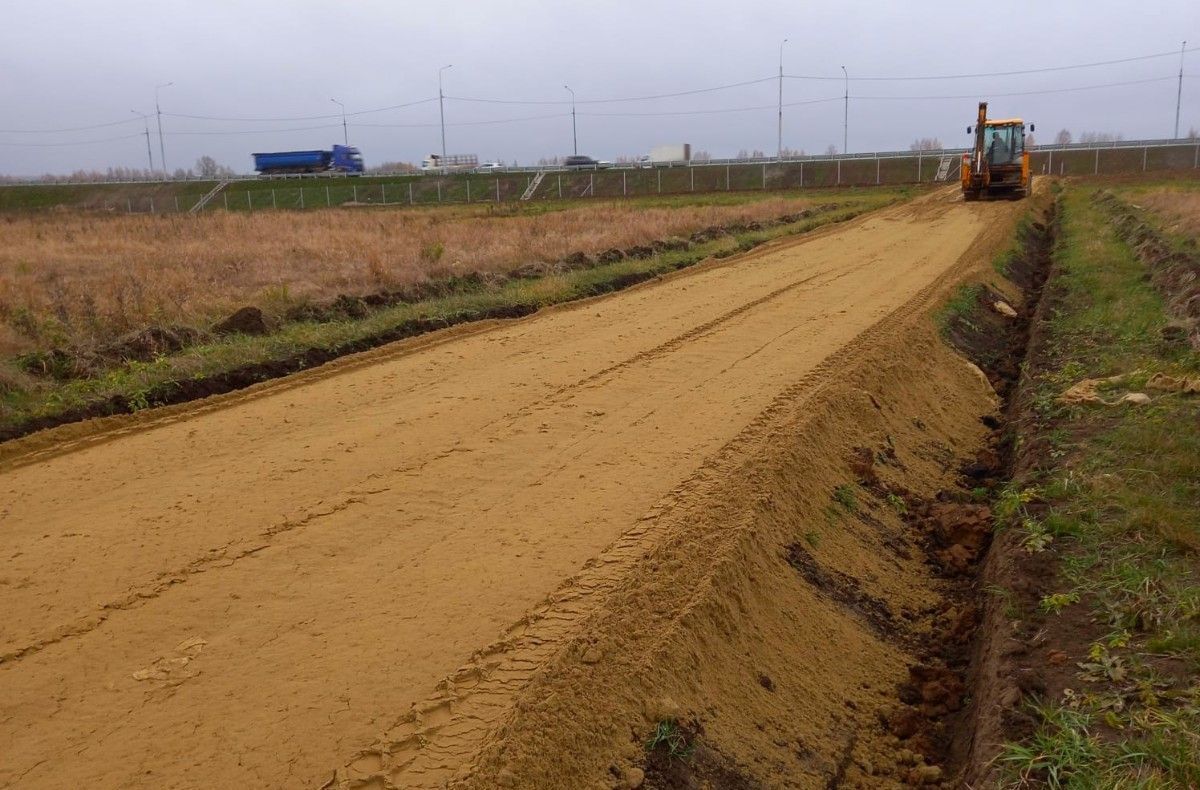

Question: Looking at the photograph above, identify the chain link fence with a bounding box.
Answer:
[5,139,1198,214]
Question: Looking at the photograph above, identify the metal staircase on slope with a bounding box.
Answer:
[189,179,232,214]
[934,155,954,181]
[520,171,546,201]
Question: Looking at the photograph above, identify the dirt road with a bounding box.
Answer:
[1,190,1006,788]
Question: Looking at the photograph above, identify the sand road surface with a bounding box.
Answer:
[1,190,1004,788]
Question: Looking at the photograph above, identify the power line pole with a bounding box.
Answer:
[131,110,154,173]
[564,85,577,155]
[331,98,348,145]
[439,64,453,164]
[841,65,848,154]
[154,82,172,179]
[777,38,788,159]
[1175,40,1187,139]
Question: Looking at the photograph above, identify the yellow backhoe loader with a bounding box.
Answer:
[962,102,1034,200]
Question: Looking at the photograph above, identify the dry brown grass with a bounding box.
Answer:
[1136,188,1200,237]
[0,196,819,355]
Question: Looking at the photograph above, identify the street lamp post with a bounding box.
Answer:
[331,98,348,145]
[154,82,173,178]
[439,64,453,164]
[1175,40,1187,139]
[564,85,577,155]
[841,65,848,154]
[131,110,154,173]
[777,38,788,159]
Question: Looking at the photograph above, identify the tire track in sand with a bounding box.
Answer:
[0,253,876,668]
[323,192,1005,789]
[1,188,1001,790]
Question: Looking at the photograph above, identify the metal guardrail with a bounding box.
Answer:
[2,137,1196,187]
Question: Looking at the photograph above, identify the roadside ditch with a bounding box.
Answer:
[905,205,1056,786]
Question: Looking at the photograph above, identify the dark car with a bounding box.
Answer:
[563,155,600,169]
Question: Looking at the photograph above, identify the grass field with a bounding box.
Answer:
[1127,180,1200,236]
[999,182,1200,787]
[0,190,874,355]
[0,186,910,435]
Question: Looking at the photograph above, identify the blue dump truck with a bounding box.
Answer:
[252,145,364,175]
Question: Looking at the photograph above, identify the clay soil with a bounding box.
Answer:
[0,187,1030,789]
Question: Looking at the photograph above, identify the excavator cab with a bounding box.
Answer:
[962,102,1034,200]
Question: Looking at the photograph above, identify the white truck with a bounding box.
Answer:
[647,144,691,165]
[421,153,479,172]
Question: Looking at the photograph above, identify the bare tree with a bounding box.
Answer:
[1054,129,1072,145]
[1187,127,1199,140]
[1,166,162,184]
[692,150,712,162]
[779,146,805,158]
[195,156,235,179]
[1078,131,1124,144]
[909,138,943,151]
[195,156,219,178]
[824,144,838,156]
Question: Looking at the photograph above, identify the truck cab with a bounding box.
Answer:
[330,145,364,174]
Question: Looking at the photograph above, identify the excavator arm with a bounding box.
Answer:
[962,102,989,200]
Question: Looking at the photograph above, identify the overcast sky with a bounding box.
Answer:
[1,1,1197,175]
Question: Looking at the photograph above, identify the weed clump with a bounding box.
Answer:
[832,484,858,512]
[645,719,694,762]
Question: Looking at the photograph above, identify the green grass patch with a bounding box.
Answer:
[832,483,859,512]
[937,283,984,335]
[1003,704,1200,789]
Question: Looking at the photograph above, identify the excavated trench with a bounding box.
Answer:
[634,204,1058,789]
[891,205,1056,787]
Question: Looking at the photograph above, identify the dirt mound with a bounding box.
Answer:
[212,305,271,335]
[915,502,993,575]
[16,324,209,381]
[103,325,207,362]
[651,236,692,253]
